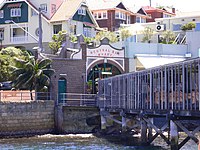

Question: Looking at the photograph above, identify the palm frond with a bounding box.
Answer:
[43,69,55,77]
[38,59,52,69]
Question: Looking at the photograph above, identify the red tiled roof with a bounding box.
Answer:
[142,6,175,15]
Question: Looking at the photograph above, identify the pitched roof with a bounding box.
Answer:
[142,6,175,15]
[50,0,83,22]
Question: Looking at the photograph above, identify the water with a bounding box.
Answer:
[0,134,198,150]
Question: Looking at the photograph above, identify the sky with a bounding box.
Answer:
[0,0,199,12]
[122,0,200,12]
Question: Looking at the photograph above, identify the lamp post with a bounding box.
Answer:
[38,8,43,52]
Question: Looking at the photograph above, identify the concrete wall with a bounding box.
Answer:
[0,101,55,137]
[56,106,100,134]
[186,31,200,57]
[125,42,188,58]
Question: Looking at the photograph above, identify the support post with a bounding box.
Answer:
[141,118,148,144]
[100,108,107,130]
[38,8,43,52]
[170,120,179,150]
[148,118,153,140]
[122,116,127,132]
[55,105,64,134]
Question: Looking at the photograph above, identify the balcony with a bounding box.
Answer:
[10,35,28,43]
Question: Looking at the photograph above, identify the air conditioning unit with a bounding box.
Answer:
[156,24,165,31]
[185,53,192,58]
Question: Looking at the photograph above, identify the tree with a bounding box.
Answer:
[142,27,154,43]
[49,30,67,54]
[162,30,175,44]
[119,27,132,41]
[0,47,29,82]
[95,31,118,44]
[84,36,94,45]
[12,56,55,100]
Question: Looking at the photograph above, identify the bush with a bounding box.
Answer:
[181,22,196,31]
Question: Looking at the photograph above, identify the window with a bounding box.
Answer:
[103,12,107,18]
[83,27,92,37]
[51,4,56,13]
[141,18,146,23]
[78,6,86,15]
[0,10,4,18]
[40,4,47,13]
[136,17,140,23]
[53,24,62,34]
[94,11,107,20]
[10,8,21,17]
[0,29,4,40]
[127,15,130,24]
[163,13,171,18]
[115,12,119,18]
[98,12,102,19]
[115,11,126,20]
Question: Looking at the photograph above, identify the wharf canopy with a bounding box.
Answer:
[86,38,126,93]
[136,55,185,70]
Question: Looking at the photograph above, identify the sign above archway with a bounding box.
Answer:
[86,38,125,74]
[87,44,124,58]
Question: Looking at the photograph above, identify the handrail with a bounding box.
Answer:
[97,57,200,112]
[57,93,97,107]
[0,91,52,101]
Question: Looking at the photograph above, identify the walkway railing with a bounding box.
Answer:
[98,58,200,112]
[57,93,97,107]
[0,91,52,102]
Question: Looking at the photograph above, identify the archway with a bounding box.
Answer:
[87,63,121,94]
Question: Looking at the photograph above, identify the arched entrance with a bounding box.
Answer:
[87,63,121,94]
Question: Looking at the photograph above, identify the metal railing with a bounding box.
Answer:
[98,58,200,112]
[57,93,97,107]
[0,91,52,102]
[11,36,28,43]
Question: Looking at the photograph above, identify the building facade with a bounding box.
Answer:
[49,36,129,96]
[0,0,98,52]
[87,0,149,31]
[140,6,176,23]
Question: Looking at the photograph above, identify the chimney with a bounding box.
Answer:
[172,8,176,14]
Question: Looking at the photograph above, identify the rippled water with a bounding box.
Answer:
[0,134,198,150]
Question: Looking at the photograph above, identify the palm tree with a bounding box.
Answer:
[12,56,55,100]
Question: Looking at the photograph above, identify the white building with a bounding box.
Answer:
[0,0,98,52]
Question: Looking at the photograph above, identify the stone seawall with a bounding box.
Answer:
[56,106,100,134]
[0,101,55,137]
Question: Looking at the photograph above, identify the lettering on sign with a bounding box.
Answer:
[87,45,124,58]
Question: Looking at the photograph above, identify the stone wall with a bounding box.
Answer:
[56,106,100,134]
[0,101,55,137]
